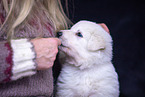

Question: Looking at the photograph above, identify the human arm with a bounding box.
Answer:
[0,38,61,83]
[0,39,36,83]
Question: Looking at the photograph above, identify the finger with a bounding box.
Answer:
[54,38,61,46]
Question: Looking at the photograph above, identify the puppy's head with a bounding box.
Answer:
[57,20,112,69]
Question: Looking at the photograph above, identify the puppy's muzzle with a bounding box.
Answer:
[57,31,63,38]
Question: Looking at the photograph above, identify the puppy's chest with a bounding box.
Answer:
[63,68,100,91]
[74,74,98,90]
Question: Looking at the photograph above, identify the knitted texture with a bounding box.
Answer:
[0,38,54,97]
[0,1,55,96]
[0,69,53,97]
[10,39,36,80]
[3,42,13,82]
[0,41,12,83]
[0,36,54,97]
[0,34,54,97]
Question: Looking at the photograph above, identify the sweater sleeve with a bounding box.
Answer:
[0,39,37,83]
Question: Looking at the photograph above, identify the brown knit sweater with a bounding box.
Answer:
[0,1,55,96]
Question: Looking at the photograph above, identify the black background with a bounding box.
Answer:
[54,0,145,97]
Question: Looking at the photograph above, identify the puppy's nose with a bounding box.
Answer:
[57,32,63,38]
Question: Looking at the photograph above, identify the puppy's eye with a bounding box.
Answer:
[76,32,83,37]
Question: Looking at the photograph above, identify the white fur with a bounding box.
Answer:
[56,20,119,97]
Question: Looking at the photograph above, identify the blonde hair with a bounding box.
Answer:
[0,0,71,40]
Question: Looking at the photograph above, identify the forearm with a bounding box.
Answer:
[0,39,37,83]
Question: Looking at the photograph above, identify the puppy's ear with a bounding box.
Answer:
[87,34,105,51]
[99,23,110,34]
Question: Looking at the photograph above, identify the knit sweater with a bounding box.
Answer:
[0,1,55,96]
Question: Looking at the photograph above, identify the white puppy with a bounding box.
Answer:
[56,20,119,97]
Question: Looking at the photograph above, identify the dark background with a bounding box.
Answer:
[54,0,145,97]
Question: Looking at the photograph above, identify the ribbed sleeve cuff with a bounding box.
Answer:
[10,39,36,80]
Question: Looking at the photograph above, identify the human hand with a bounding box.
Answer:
[31,38,61,70]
